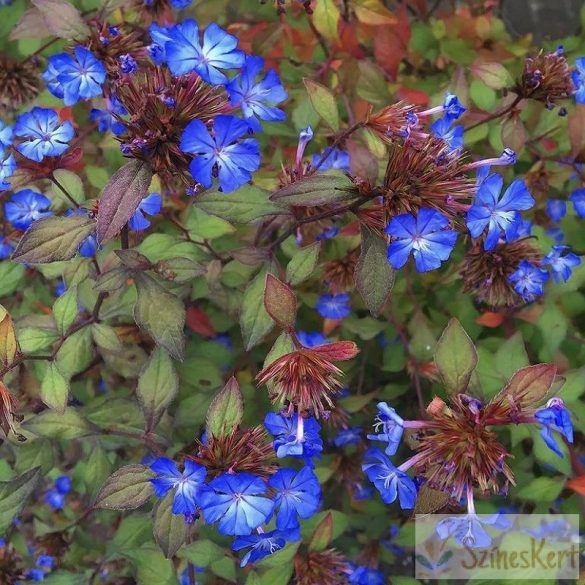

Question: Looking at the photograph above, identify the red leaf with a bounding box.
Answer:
[566,476,585,496]
[476,312,505,328]
[372,3,410,80]
[312,340,359,361]
[186,306,216,337]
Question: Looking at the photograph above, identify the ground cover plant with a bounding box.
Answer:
[0,0,584,583]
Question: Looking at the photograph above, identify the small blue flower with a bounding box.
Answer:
[546,199,567,222]
[316,226,340,241]
[508,260,549,302]
[515,217,533,238]
[232,528,299,567]
[165,20,245,84]
[199,472,274,535]
[535,397,573,458]
[315,293,351,319]
[36,556,55,569]
[386,208,458,272]
[443,93,466,120]
[55,281,66,297]
[180,115,260,193]
[5,190,52,230]
[119,53,137,74]
[226,55,287,131]
[54,476,72,495]
[436,513,510,548]
[264,412,323,462]
[44,489,65,510]
[171,0,192,7]
[0,120,13,149]
[90,97,128,136]
[129,193,162,231]
[547,226,565,243]
[269,467,321,530]
[26,569,46,582]
[543,245,581,283]
[467,174,535,250]
[351,482,373,500]
[430,117,463,151]
[572,57,585,104]
[367,402,404,456]
[0,151,16,191]
[43,47,106,106]
[362,448,417,509]
[149,458,207,515]
[14,108,74,162]
[570,188,585,217]
[297,331,329,348]
[332,427,362,447]
[311,147,350,171]
[349,565,385,585]
[148,23,173,64]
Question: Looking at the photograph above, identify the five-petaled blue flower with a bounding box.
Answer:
[149,457,207,515]
[332,427,362,447]
[232,528,300,567]
[546,199,567,222]
[5,190,52,231]
[14,108,75,163]
[508,260,550,302]
[430,116,463,151]
[386,208,458,272]
[362,448,417,509]
[165,19,245,84]
[199,472,274,535]
[43,47,106,106]
[268,466,321,530]
[311,147,350,171]
[367,402,404,456]
[436,513,510,548]
[0,150,16,191]
[535,397,573,458]
[264,412,323,462]
[543,245,581,283]
[90,96,128,136]
[572,57,585,104]
[129,193,162,231]
[226,55,287,131]
[315,293,351,319]
[180,115,260,193]
[466,174,535,250]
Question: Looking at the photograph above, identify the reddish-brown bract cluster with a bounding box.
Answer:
[293,549,350,585]
[0,55,41,114]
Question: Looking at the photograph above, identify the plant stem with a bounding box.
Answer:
[312,122,365,171]
[464,94,523,131]
[49,174,80,209]
[121,225,129,249]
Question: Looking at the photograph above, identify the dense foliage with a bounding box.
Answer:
[0,0,584,583]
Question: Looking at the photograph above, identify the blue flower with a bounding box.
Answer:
[535,397,573,458]
[316,226,340,241]
[165,20,245,84]
[43,47,106,106]
[44,489,65,510]
[546,199,567,222]
[5,190,52,230]
[268,467,321,530]
[297,331,329,348]
[25,569,47,581]
[149,23,174,64]
[0,151,16,191]
[442,93,466,120]
[351,482,373,500]
[436,513,510,548]
[362,448,417,509]
[508,260,549,302]
[570,188,585,217]
[430,117,463,151]
[386,208,458,272]
[311,147,350,171]
[226,55,287,131]
[54,476,72,495]
[315,293,351,319]
[332,427,362,447]
[232,528,299,567]
[199,472,274,535]
[0,120,13,149]
[547,226,564,243]
[90,97,128,136]
[264,412,323,462]
[180,115,260,193]
[55,281,66,297]
[149,458,207,515]
[119,54,137,74]
[80,234,98,257]
[129,193,162,231]
[36,556,55,569]
[515,217,533,238]
[349,565,385,585]
[171,0,192,7]
[543,245,581,283]
[572,57,585,104]
[467,174,534,250]
[14,108,74,163]
[367,402,404,456]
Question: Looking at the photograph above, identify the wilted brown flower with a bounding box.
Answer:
[322,249,359,293]
[256,341,359,418]
[0,541,24,585]
[460,237,542,307]
[293,549,350,585]
[184,426,276,480]
[365,101,420,144]
[0,55,41,115]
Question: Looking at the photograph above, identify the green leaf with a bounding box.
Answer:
[23,408,92,439]
[18,327,59,354]
[84,443,113,499]
[0,467,41,533]
[48,169,85,205]
[470,61,512,90]
[94,464,155,510]
[155,257,206,283]
[94,267,130,293]
[211,556,237,583]
[308,512,333,551]
[120,545,177,585]
[494,331,529,379]
[42,572,88,585]
[55,326,94,378]
[52,284,78,335]
[134,273,186,360]
[92,323,123,352]
[30,0,90,39]
[270,173,358,207]
[355,227,395,315]
[96,160,153,243]
[194,185,287,223]
[40,362,70,414]
[434,318,478,393]
[153,491,188,559]
[240,267,274,351]
[286,242,320,285]
[12,215,96,264]
[179,539,225,567]
[206,376,244,437]
[514,476,564,502]
[137,348,179,432]
[311,0,340,41]
[304,79,339,131]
